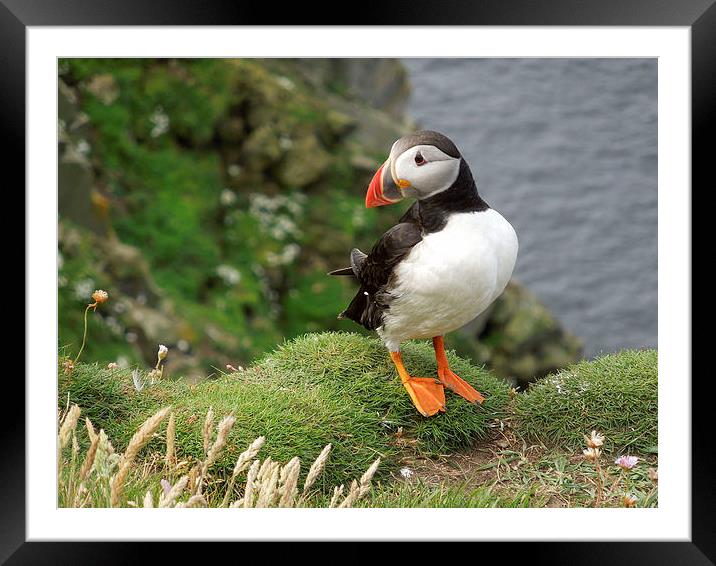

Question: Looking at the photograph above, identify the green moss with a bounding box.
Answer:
[59,332,509,488]
[514,349,657,454]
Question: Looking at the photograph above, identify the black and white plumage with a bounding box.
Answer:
[330,130,518,353]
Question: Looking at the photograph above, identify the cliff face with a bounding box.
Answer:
[58,58,580,383]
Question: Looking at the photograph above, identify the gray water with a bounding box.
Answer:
[403,59,657,358]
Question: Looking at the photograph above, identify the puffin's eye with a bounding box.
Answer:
[414,151,426,166]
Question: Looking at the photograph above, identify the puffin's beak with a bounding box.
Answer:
[365,159,405,208]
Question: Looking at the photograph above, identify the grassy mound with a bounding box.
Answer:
[514,349,657,454]
[59,332,509,488]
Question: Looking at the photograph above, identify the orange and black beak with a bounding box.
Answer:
[365,158,405,208]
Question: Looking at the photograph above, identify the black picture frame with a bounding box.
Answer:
[7,0,707,561]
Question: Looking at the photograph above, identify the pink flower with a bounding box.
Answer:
[615,455,639,469]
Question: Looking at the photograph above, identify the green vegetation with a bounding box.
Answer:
[59,58,410,373]
[60,332,509,490]
[359,481,539,508]
[58,334,657,507]
[514,349,658,453]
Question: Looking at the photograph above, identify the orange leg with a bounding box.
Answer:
[390,351,446,417]
[433,336,485,404]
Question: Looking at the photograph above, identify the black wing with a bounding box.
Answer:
[338,219,423,330]
[327,203,420,277]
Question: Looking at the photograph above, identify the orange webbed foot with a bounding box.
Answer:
[433,336,485,405]
[390,351,446,417]
[437,367,485,404]
[402,377,447,417]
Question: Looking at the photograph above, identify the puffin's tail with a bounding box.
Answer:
[328,266,354,276]
[327,248,367,278]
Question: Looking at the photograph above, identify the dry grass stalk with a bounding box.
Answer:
[278,457,300,508]
[85,417,97,444]
[110,406,170,507]
[72,433,80,460]
[93,430,116,478]
[177,494,207,508]
[202,407,214,456]
[338,458,380,508]
[58,404,81,450]
[194,414,236,496]
[187,463,201,494]
[60,404,381,509]
[232,437,265,478]
[255,460,280,507]
[202,416,236,474]
[358,458,381,498]
[243,459,260,508]
[78,433,100,483]
[159,475,189,508]
[165,412,176,471]
[329,484,344,508]
[338,480,360,508]
[220,436,266,507]
[302,444,331,495]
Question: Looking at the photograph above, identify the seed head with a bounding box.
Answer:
[583,447,601,461]
[90,289,109,308]
[585,430,604,449]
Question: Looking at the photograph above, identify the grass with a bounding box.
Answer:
[357,481,539,508]
[59,332,510,490]
[58,334,658,507]
[57,403,380,508]
[514,350,657,454]
[473,446,658,508]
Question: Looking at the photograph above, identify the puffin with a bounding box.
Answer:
[329,130,518,417]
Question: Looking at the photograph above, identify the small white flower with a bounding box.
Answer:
[220,189,237,206]
[157,344,168,361]
[275,76,295,91]
[107,362,118,370]
[400,467,414,479]
[216,264,241,285]
[150,106,170,138]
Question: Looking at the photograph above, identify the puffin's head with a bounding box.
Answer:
[365,130,462,208]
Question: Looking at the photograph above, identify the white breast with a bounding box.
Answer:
[378,209,518,351]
